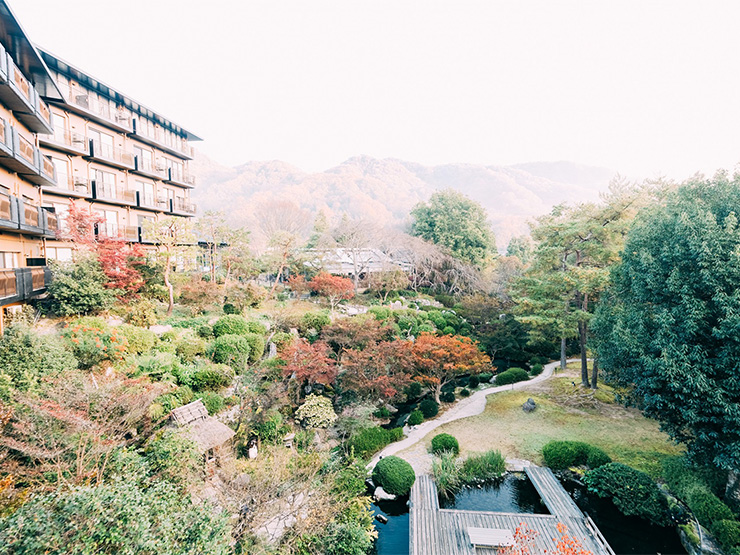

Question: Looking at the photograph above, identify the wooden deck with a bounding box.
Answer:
[524,465,583,519]
[409,471,615,555]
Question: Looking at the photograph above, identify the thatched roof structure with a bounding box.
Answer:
[170,400,235,453]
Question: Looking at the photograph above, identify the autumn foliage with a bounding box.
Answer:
[412,332,490,402]
[309,272,354,311]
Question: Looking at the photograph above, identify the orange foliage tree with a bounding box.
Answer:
[280,339,338,402]
[412,332,490,403]
[340,340,414,402]
[309,272,354,312]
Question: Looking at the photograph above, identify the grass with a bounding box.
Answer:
[406,369,682,479]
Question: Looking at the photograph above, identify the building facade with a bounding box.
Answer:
[0,0,199,326]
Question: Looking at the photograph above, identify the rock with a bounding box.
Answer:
[522,398,537,413]
[374,487,397,501]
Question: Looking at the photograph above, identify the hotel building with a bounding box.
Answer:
[0,0,200,326]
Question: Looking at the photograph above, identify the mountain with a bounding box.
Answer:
[189,154,615,250]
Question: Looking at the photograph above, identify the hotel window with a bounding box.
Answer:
[0,252,18,269]
[89,128,115,159]
[52,157,69,189]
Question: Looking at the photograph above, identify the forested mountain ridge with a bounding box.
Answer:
[190,154,614,248]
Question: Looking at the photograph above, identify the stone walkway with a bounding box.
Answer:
[368,359,577,474]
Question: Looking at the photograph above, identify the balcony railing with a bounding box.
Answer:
[89,140,135,167]
[173,197,196,215]
[23,202,38,227]
[0,270,16,298]
[68,91,132,130]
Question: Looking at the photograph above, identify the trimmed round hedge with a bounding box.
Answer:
[494,367,529,386]
[372,456,416,496]
[431,433,459,456]
[407,410,424,426]
[542,440,611,470]
[419,399,439,418]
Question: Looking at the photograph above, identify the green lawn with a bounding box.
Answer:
[412,373,682,478]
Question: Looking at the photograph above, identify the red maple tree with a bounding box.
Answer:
[280,339,338,402]
[309,272,354,312]
[412,332,490,403]
[340,340,414,401]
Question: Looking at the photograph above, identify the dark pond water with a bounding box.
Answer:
[371,474,688,555]
[562,479,688,555]
[439,474,548,513]
[371,498,409,555]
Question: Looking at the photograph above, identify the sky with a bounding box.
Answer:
[11,0,740,179]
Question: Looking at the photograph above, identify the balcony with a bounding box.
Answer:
[63,90,132,133]
[91,180,137,206]
[171,197,197,216]
[131,118,193,160]
[133,155,167,180]
[165,167,196,188]
[0,266,51,305]
[87,140,135,170]
[0,47,53,134]
[39,130,89,156]
[42,175,92,198]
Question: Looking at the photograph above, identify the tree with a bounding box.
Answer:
[593,174,740,485]
[410,189,496,267]
[143,216,196,316]
[340,340,414,402]
[412,333,490,402]
[309,272,355,312]
[280,339,337,402]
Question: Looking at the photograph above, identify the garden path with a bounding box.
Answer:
[368,359,580,474]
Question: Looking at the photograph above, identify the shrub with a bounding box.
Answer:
[294,394,337,428]
[432,451,462,498]
[346,426,403,459]
[197,324,214,339]
[372,456,416,496]
[190,364,234,391]
[117,324,157,355]
[47,257,115,316]
[212,315,250,337]
[686,487,734,528]
[242,333,265,363]
[223,303,240,315]
[404,381,422,400]
[494,367,529,386]
[209,334,251,371]
[63,323,128,370]
[407,410,424,426]
[542,441,611,470]
[125,299,158,327]
[462,450,506,482]
[584,463,670,525]
[419,399,439,418]
[0,325,77,397]
[713,520,740,550]
[431,433,459,455]
[530,363,544,376]
[467,375,480,388]
[459,388,471,397]
[479,372,493,383]
[440,391,456,403]
[196,391,225,415]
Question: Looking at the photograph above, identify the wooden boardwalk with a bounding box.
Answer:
[524,465,583,519]
[409,471,615,555]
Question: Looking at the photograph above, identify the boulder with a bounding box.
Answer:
[522,398,537,413]
[374,486,397,501]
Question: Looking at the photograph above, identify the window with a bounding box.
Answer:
[0,252,18,269]
[52,158,69,189]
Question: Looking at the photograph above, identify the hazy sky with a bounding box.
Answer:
[12,0,740,179]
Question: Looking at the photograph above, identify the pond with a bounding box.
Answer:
[371,473,689,555]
